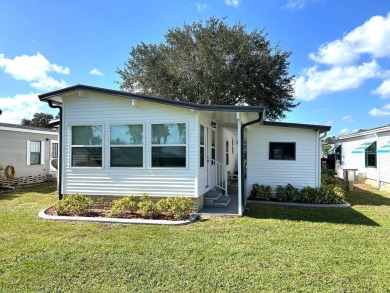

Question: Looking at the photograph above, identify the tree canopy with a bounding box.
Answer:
[117,18,297,120]
[21,112,56,128]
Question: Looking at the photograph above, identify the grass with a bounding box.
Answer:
[1,183,390,292]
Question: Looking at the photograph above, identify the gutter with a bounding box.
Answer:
[240,112,263,212]
[47,101,63,200]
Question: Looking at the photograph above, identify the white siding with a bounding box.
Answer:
[0,129,57,178]
[337,130,390,184]
[246,125,319,196]
[379,131,390,183]
[62,93,197,198]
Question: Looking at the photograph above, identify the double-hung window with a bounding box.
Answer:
[151,123,186,168]
[27,141,43,165]
[71,125,103,167]
[110,124,143,167]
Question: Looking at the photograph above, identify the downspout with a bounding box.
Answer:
[47,100,63,200]
[318,131,327,187]
[240,112,263,211]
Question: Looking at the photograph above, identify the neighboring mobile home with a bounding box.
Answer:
[39,85,330,215]
[0,123,58,185]
[334,125,390,189]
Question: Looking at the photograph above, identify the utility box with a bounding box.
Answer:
[347,170,355,182]
[343,169,357,191]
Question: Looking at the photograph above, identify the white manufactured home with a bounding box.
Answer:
[334,125,390,189]
[39,85,330,215]
[0,123,58,185]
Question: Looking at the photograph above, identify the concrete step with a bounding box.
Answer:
[204,195,231,208]
[204,189,223,204]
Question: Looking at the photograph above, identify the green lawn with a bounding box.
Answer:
[1,183,390,292]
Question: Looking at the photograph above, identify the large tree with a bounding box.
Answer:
[117,18,297,120]
[22,112,54,128]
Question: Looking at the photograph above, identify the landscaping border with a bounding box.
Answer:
[38,208,199,225]
[247,200,351,208]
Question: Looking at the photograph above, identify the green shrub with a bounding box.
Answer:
[168,197,194,220]
[108,195,138,218]
[249,184,272,200]
[321,171,341,187]
[275,185,287,202]
[156,197,175,214]
[138,194,160,219]
[286,183,300,202]
[55,193,94,215]
[275,184,299,202]
[318,185,345,204]
[299,186,319,204]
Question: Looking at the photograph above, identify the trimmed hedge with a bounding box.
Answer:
[55,193,194,220]
[249,173,345,204]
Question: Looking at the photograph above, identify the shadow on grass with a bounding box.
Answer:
[347,185,390,206]
[244,184,390,226]
[0,182,57,201]
[0,191,21,201]
[245,204,379,226]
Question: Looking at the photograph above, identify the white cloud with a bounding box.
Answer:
[310,13,390,66]
[0,52,69,91]
[0,93,46,124]
[372,79,390,98]
[325,120,333,126]
[368,104,390,118]
[342,115,354,122]
[340,128,349,135]
[294,60,382,100]
[284,0,306,10]
[194,2,209,11]
[295,13,390,101]
[89,68,104,76]
[225,0,241,8]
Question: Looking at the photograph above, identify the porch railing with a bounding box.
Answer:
[212,159,228,196]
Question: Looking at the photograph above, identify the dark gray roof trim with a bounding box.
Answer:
[264,121,331,132]
[39,84,264,113]
[0,122,57,132]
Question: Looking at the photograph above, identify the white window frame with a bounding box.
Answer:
[109,123,145,169]
[27,140,44,166]
[150,122,188,169]
[70,124,104,168]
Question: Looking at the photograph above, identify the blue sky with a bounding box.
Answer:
[1,0,390,136]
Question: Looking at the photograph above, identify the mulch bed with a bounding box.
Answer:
[44,206,175,220]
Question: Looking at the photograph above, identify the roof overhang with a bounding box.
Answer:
[263,121,331,133]
[38,84,265,113]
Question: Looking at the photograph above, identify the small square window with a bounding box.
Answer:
[269,142,296,160]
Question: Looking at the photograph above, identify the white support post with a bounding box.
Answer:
[237,113,243,216]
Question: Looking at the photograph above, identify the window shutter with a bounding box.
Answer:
[41,141,45,165]
[27,140,31,165]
